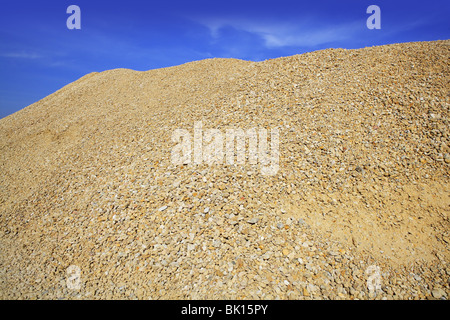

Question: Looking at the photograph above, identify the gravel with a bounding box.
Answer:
[0,40,449,300]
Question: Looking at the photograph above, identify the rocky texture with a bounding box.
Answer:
[0,40,449,299]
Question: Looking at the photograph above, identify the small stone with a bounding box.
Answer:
[277,223,284,229]
[302,241,313,248]
[431,288,445,299]
[262,252,272,260]
[247,217,259,224]
[413,274,422,281]
[158,206,168,211]
[444,153,450,164]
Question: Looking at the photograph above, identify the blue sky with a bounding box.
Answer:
[0,0,449,119]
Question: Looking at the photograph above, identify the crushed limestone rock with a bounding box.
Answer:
[0,40,449,300]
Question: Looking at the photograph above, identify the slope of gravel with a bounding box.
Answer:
[0,40,449,300]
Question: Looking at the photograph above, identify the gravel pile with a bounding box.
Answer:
[0,40,448,299]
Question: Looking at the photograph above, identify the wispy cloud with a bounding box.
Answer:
[194,16,364,48]
[0,50,77,71]
[194,11,438,50]
[0,51,42,59]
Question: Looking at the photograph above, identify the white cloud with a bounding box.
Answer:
[0,51,42,59]
[195,16,363,48]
